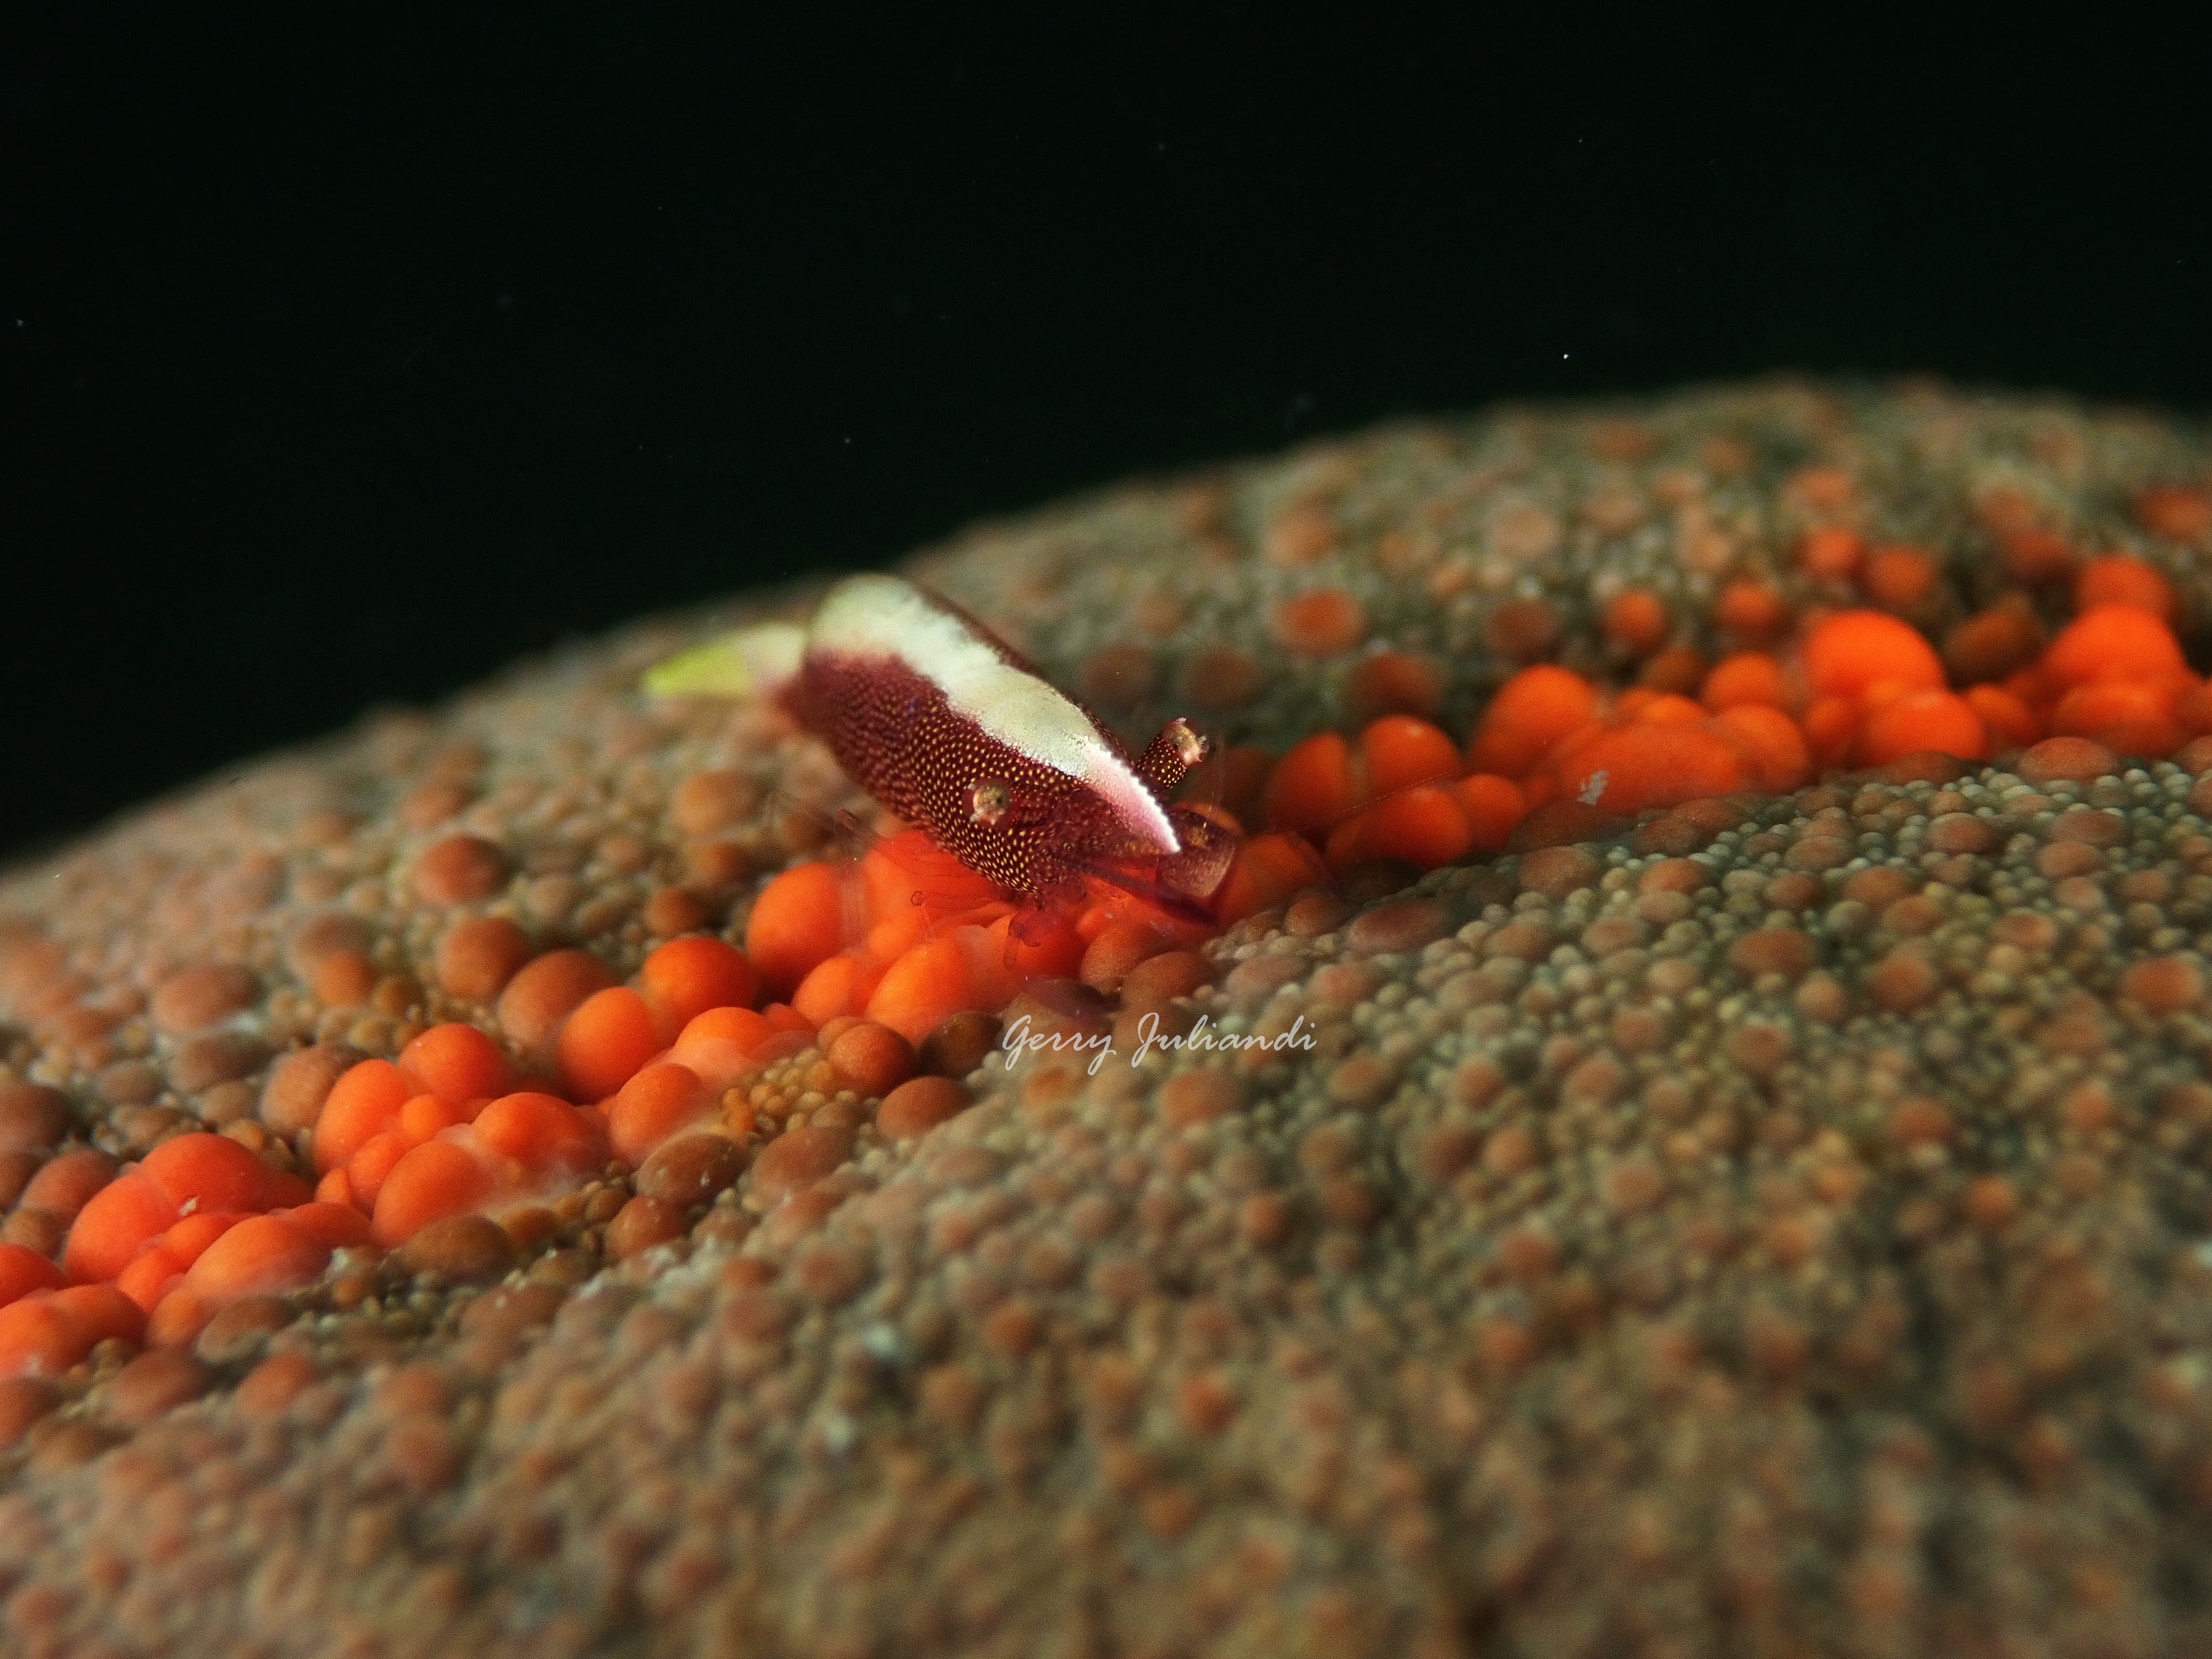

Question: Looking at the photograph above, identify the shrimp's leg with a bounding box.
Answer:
[997,874,1089,972]
[1009,875,1086,948]
[1071,804,1238,925]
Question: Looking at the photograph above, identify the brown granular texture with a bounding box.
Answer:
[3,382,2212,1657]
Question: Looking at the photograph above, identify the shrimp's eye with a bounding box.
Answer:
[1165,718,1209,768]
[967,780,1012,827]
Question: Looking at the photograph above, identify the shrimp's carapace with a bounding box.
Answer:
[654,575,1236,919]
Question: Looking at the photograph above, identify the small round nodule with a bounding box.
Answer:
[1165,718,1210,768]
[968,781,1010,827]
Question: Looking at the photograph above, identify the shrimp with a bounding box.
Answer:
[647,574,1237,929]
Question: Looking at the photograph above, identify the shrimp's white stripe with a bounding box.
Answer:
[810,575,1179,854]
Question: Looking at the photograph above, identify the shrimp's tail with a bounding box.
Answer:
[642,622,806,700]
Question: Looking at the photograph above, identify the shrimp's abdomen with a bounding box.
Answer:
[786,649,1093,896]
[643,574,1230,914]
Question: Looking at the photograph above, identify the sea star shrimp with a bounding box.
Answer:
[648,573,1238,927]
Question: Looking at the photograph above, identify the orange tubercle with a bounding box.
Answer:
[1600,589,1670,654]
[1858,544,1938,612]
[0,1283,146,1380]
[370,1140,497,1249]
[668,1005,778,1085]
[2074,555,2175,623]
[1357,716,1461,798]
[472,1092,607,1178]
[2043,604,2188,689]
[1714,580,1790,640]
[1804,610,1946,700]
[1964,684,2043,751]
[1709,704,1812,793]
[181,1215,332,1308]
[744,861,857,998]
[62,1171,177,1284]
[1327,785,1475,872]
[1467,665,1601,777]
[793,953,886,1027]
[397,1022,513,1107]
[1552,724,1746,816]
[637,935,759,1033]
[865,928,1007,1045]
[1214,832,1331,922]
[1272,587,1369,657]
[608,1062,716,1166]
[1701,652,1790,712]
[1857,690,1988,767]
[986,909,1086,980]
[1262,733,1358,836]
[0,1244,63,1310]
[555,986,664,1102]
[1454,774,1528,853]
[2050,677,2190,758]
[1796,527,1861,580]
[312,1058,415,1173]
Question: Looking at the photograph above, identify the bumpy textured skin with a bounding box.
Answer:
[3,384,2212,1658]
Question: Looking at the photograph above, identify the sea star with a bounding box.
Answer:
[1,381,2210,1658]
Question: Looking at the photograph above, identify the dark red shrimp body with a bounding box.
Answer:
[781,575,1234,919]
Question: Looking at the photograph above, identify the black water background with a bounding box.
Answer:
[5,9,2209,861]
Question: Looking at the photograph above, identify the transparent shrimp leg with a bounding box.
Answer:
[1005,874,1086,948]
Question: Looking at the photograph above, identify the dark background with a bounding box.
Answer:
[6,7,2210,863]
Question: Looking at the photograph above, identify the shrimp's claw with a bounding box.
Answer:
[1160,804,1238,902]
[642,622,806,700]
[1134,717,1213,796]
[1074,804,1239,922]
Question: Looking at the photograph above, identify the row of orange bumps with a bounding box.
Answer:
[0,827,1238,1380]
[3,553,2201,1379]
[1226,557,2206,912]
[0,936,787,1378]
[0,847,1194,1380]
